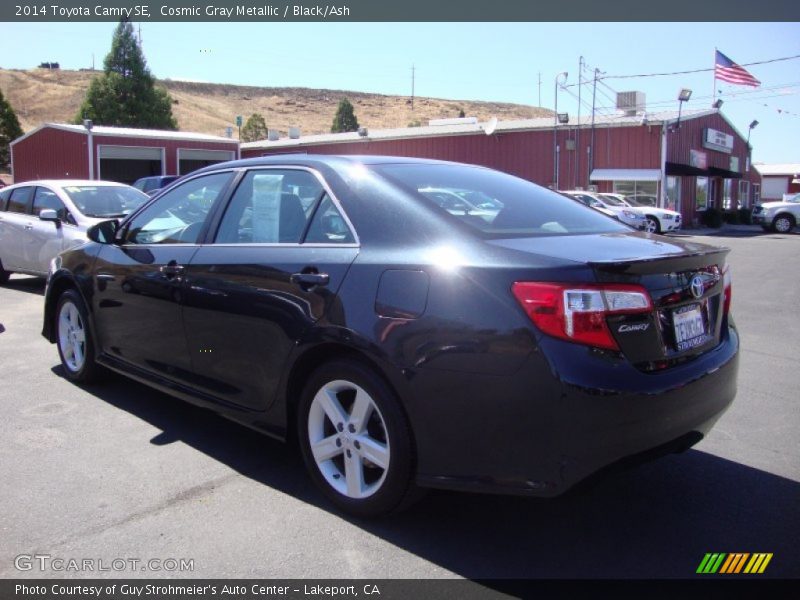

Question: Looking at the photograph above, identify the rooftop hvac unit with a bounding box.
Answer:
[616,91,646,115]
[288,127,301,139]
[267,129,279,141]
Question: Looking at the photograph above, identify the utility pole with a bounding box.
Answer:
[538,72,541,107]
[411,64,415,111]
[590,67,599,188]
[576,56,583,189]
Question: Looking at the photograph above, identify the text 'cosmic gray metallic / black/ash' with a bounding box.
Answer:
[41,155,738,517]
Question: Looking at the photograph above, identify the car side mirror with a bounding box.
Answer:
[86,219,120,244]
[39,208,61,227]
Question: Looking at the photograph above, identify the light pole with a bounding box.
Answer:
[83,119,94,180]
[553,71,568,189]
[674,88,692,130]
[746,119,759,147]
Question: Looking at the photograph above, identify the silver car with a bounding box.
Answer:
[0,180,148,281]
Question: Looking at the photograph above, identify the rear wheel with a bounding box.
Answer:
[298,359,419,517]
[772,214,795,233]
[644,216,661,233]
[56,290,101,383]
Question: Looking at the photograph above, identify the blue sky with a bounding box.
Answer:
[1,21,798,163]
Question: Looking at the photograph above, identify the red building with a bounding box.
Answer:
[242,108,759,226]
[11,123,239,185]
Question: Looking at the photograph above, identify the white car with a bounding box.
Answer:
[599,193,682,234]
[0,180,148,281]
[562,190,646,230]
[752,194,800,233]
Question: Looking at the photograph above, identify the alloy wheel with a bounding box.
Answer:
[307,379,390,499]
[58,300,86,373]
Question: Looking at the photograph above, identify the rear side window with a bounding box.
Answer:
[372,164,629,238]
[216,169,324,244]
[0,188,10,211]
[7,187,33,214]
[305,194,355,244]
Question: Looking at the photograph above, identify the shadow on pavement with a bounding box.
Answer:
[56,366,800,581]
[4,275,46,296]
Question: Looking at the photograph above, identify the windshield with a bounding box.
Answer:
[372,164,629,237]
[62,185,148,218]
[599,194,627,207]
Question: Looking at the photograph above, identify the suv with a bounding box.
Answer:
[132,175,179,196]
[752,194,800,233]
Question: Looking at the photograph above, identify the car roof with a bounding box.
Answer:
[192,154,470,176]
[6,179,130,188]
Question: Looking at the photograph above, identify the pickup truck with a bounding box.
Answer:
[752,193,800,233]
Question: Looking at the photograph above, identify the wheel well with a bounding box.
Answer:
[43,276,79,341]
[283,343,408,446]
[774,212,796,225]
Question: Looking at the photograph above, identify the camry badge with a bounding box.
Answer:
[690,274,704,299]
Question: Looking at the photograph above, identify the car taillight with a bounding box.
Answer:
[512,282,653,350]
[722,264,732,316]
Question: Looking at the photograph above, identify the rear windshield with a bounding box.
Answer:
[62,185,148,218]
[371,164,629,237]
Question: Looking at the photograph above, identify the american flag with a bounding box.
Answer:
[715,50,761,87]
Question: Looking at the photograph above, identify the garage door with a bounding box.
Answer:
[98,146,164,186]
[178,149,236,175]
[761,177,788,200]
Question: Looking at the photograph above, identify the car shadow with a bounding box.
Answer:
[4,275,46,296]
[53,366,800,580]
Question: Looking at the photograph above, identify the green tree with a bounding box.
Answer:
[0,87,24,169]
[240,113,268,142]
[331,97,360,133]
[75,21,177,129]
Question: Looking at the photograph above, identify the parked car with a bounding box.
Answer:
[599,192,682,233]
[41,156,738,517]
[752,193,800,233]
[132,175,179,196]
[561,190,646,229]
[0,180,148,282]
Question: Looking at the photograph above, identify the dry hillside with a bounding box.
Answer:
[0,68,551,139]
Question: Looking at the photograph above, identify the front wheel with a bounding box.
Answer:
[644,216,661,233]
[772,214,795,233]
[56,290,102,383]
[298,359,419,517]
[0,258,11,284]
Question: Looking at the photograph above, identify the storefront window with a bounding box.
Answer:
[738,181,750,209]
[666,176,681,211]
[753,183,761,204]
[696,177,709,210]
[723,179,733,210]
[612,180,659,205]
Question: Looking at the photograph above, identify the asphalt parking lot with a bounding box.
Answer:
[1,229,798,581]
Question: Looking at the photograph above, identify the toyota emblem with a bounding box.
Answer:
[690,274,704,299]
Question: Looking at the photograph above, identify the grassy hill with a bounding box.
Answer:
[0,68,551,139]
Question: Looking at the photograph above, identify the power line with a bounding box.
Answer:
[601,54,800,80]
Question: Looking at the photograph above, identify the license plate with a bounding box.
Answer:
[673,304,706,351]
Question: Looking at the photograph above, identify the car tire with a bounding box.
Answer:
[55,289,102,384]
[298,359,420,518]
[644,216,661,234]
[0,258,10,284]
[772,214,795,234]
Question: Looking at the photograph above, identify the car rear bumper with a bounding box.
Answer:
[413,322,739,496]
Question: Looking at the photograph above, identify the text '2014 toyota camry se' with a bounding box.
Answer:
[42,155,738,517]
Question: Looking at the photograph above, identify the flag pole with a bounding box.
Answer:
[713,47,718,103]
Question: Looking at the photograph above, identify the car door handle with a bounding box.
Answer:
[159,262,185,278]
[290,272,330,288]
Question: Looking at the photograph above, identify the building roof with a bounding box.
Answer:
[753,163,800,176]
[242,108,720,151]
[11,123,239,147]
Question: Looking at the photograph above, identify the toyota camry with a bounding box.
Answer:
[42,155,739,517]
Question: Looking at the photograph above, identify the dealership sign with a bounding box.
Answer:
[703,128,734,154]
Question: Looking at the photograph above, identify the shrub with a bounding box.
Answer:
[701,207,724,228]
[737,208,752,225]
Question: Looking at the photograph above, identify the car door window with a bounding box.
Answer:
[7,187,33,214]
[32,187,72,222]
[304,194,356,244]
[0,188,10,211]
[124,172,233,245]
[215,170,322,244]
